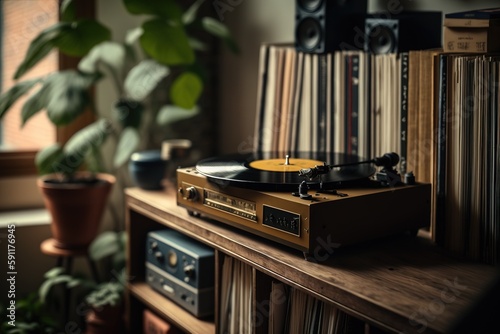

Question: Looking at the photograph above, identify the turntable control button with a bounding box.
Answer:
[184,186,199,201]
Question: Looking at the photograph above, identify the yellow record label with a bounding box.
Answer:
[249,158,324,172]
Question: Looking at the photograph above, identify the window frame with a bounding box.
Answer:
[0,0,96,178]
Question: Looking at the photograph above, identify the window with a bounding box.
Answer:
[0,0,58,151]
[0,0,95,178]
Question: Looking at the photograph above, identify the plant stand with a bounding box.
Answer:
[40,238,100,325]
[40,238,100,282]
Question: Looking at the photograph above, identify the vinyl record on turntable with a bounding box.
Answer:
[195,152,375,190]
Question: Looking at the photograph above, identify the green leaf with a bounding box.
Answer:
[84,147,102,173]
[125,27,144,45]
[78,41,127,76]
[113,127,140,169]
[170,72,203,109]
[39,274,78,304]
[21,71,101,127]
[202,17,231,38]
[20,80,52,126]
[124,59,170,101]
[11,322,38,331]
[35,144,64,175]
[62,119,112,174]
[44,267,66,279]
[53,19,111,57]
[224,36,240,54]
[64,119,111,154]
[14,23,68,79]
[123,0,183,20]
[202,17,240,54]
[182,0,206,25]
[156,104,200,126]
[44,71,101,125]
[189,38,208,51]
[89,231,120,261]
[60,0,76,22]
[0,79,40,119]
[140,19,195,66]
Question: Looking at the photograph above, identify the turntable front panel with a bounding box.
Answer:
[176,168,431,254]
[177,168,313,250]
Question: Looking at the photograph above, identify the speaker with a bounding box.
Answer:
[364,11,442,54]
[295,0,368,53]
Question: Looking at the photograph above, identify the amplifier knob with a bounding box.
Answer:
[154,251,164,263]
[183,264,195,278]
[147,241,159,255]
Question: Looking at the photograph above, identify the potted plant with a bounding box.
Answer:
[35,123,116,248]
[37,230,127,332]
[84,280,125,334]
[0,0,237,245]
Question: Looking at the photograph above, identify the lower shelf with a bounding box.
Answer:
[128,282,215,334]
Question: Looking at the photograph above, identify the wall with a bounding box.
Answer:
[217,0,500,154]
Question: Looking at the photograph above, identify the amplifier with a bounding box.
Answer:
[146,229,214,289]
[146,263,214,317]
[146,229,215,317]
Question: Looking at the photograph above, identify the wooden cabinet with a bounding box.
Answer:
[125,186,499,333]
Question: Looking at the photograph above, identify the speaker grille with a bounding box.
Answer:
[295,0,367,53]
[296,17,323,52]
[366,20,398,54]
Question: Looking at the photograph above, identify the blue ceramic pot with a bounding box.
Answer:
[128,150,167,190]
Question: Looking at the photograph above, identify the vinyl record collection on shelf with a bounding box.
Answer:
[252,36,500,268]
[217,254,371,334]
[253,45,439,187]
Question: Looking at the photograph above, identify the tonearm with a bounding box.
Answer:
[298,152,404,187]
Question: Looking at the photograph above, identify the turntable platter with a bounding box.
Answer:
[195,152,376,191]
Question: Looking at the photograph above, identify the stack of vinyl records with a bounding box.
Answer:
[436,54,500,264]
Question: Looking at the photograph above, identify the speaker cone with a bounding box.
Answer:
[296,18,322,51]
[367,24,397,54]
[297,0,323,12]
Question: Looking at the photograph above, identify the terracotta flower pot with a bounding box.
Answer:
[85,304,124,334]
[37,172,116,249]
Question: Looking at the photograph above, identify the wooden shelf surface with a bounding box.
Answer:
[125,186,500,334]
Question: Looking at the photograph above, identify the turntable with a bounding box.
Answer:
[176,152,431,259]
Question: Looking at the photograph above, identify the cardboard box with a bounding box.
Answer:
[444,18,500,53]
[444,17,500,28]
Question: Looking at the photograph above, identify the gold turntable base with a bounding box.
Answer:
[176,167,431,258]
